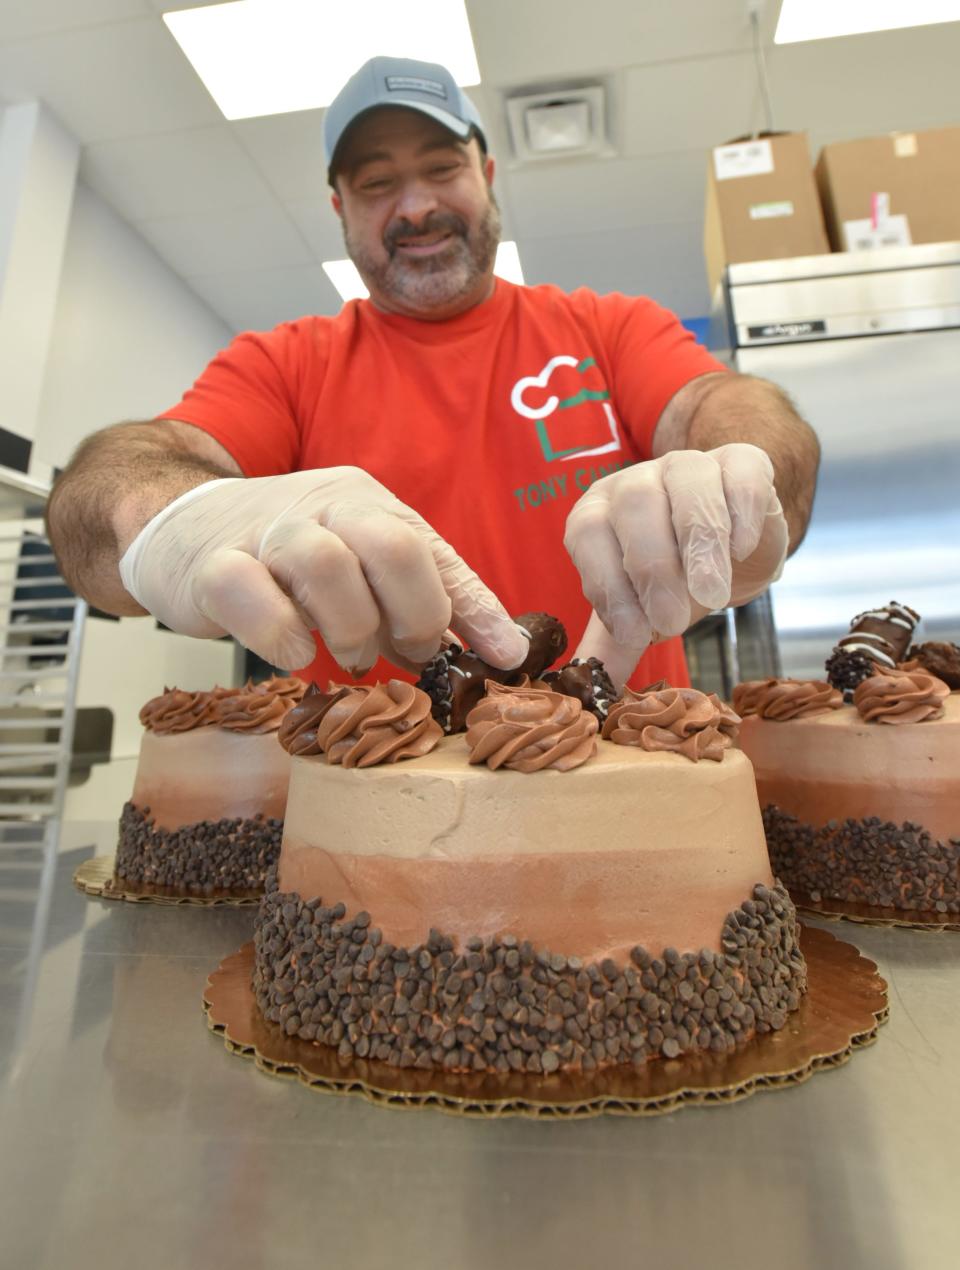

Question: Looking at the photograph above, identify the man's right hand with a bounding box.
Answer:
[118,466,529,675]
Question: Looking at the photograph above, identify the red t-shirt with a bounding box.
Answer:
[159,279,726,690]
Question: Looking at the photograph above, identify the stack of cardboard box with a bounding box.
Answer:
[703,125,960,294]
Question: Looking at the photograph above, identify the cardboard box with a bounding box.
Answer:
[816,128,960,252]
[703,132,830,296]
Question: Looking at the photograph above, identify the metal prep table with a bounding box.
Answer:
[1,817,957,1270]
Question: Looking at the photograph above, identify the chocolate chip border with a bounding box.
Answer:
[252,877,806,1074]
[115,802,282,896]
[762,805,960,914]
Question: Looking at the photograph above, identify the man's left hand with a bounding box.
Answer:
[564,443,789,686]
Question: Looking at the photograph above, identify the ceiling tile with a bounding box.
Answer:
[467,0,773,89]
[0,0,151,45]
[81,124,277,221]
[623,53,761,156]
[501,150,705,239]
[519,220,710,318]
[0,17,220,142]
[283,197,345,262]
[138,203,315,276]
[230,109,327,203]
[186,264,341,332]
[766,24,960,141]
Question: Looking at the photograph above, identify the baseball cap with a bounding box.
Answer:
[324,56,487,183]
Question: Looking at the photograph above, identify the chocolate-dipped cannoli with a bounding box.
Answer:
[416,612,567,733]
[825,601,920,698]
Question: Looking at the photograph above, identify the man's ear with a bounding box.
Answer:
[483,154,495,187]
[331,190,343,219]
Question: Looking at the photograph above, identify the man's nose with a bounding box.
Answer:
[394,178,440,224]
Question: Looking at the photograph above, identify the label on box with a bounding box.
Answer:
[749,200,794,220]
[713,139,774,181]
[747,320,827,340]
[842,215,912,251]
[893,133,918,158]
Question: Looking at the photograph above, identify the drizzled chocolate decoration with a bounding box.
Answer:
[541,657,620,721]
[416,612,568,734]
[903,641,960,691]
[826,601,920,699]
[277,683,351,755]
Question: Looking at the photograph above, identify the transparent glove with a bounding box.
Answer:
[564,443,789,687]
[118,467,529,675]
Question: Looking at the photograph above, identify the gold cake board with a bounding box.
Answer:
[73,854,262,908]
[203,925,888,1120]
[794,891,960,933]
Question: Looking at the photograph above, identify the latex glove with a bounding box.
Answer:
[119,467,529,675]
[565,443,789,687]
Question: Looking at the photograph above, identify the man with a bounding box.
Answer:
[46,56,819,692]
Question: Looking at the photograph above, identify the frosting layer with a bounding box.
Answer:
[737,694,960,843]
[131,728,292,830]
[278,740,772,962]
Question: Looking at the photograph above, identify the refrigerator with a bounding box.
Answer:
[710,241,960,681]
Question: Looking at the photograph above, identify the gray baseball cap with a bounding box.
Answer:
[324,56,487,183]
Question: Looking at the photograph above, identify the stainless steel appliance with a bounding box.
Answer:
[711,242,960,680]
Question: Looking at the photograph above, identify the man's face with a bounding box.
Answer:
[331,108,500,320]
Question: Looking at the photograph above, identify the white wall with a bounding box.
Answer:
[31,179,237,805]
[35,179,233,471]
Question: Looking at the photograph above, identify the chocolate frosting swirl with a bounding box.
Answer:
[732,678,843,721]
[279,681,441,766]
[601,686,739,762]
[277,684,350,755]
[215,676,307,734]
[465,681,598,772]
[139,686,228,734]
[853,669,950,724]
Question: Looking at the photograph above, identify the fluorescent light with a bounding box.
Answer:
[322,259,369,302]
[163,0,480,121]
[775,0,960,43]
[323,242,525,304]
[495,241,525,285]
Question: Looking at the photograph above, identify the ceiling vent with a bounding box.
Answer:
[505,85,611,163]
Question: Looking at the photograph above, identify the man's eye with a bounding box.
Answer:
[360,177,392,193]
[430,164,458,179]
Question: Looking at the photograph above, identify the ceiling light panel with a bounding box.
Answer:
[775,0,960,44]
[163,0,480,120]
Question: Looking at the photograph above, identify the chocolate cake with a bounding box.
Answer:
[251,620,806,1076]
[115,676,306,896]
[736,604,960,914]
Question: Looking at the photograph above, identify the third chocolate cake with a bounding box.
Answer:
[735,603,960,914]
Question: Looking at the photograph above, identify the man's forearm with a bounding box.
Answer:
[45,421,237,614]
[687,374,820,553]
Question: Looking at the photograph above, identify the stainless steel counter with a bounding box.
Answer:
[1,818,958,1270]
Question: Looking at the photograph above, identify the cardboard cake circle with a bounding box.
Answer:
[202,924,888,1119]
[793,890,960,933]
[73,854,262,908]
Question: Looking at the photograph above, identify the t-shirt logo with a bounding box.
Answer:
[510,355,622,462]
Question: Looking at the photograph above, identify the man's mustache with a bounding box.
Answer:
[384,212,469,256]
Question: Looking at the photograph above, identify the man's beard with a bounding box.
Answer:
[344,195,501,312]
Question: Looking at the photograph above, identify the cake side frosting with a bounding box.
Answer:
[278,740,773,963]
[737,693,960,842]
[737,694,960,912]
[131,727,293,829]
